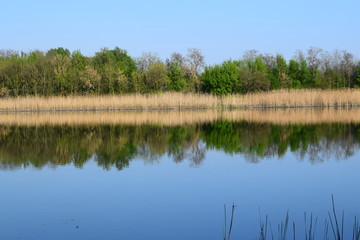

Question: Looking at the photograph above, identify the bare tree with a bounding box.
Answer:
[293,49,305,63]
[320,50,331,72]
[169,52,186,67]
[331,49,342,71]
[306,47,323,70]
[187,48,205,74]
[243,49,259,63]
[261,53,276,69]
[135,52,161,73]
[341,50,355,87]
[0,49,19,58]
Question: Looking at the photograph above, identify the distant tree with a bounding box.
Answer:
[293,50,305,63]
[93,47,136,77]
[170,52,186,68]
[0,56,30,96]
[306,47,323,71]
[274,55,291,89]
[100,63,128,94]
[261,53,276,69]
[201,60,239,95]
[0,49,19,58]
[288,60,301,88]
[50,53,71,95]
[79,66,101,94]
[46,47,71,58]
[254,56,268,72]
[26,51,54,96]
[68,50,88,94]
[136,52,161,73]
[353,63,360,87]
[306,47,323,87]
[186,48,205,92]
[243,49,259,63]
[239,56,270,93]
[0,47,359,96]
[187,48,205,74]
[166,52,191,92]
[23,51,42,95]
[144,62,169,92]
[340,50,355,88]
[71,50,87,71]
[111,68,128,93]
[167,61,188,91]
[298,59,312,87]
[129,71,145,93]
[93,47,136,93]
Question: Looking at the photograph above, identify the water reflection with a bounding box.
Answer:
[0,121,359,170]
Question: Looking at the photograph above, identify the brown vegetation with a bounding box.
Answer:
[0,89,360,112]
[1,108,360,126]
[222,89,360,108]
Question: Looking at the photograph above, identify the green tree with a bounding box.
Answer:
[298,60,312,87]
[129,71,145,93]
[201,60,239,95]
[93,47,136,77]
[288,60,301,88]
[0,56,28,96]
[50,53,71,95]
[46,47,71,58]
[93,47,136,94]
[144,62,169,92]
[274,55,291,89]
[240,57,270,93]
[68,50,88,94]
[79,66,101,94]
[353,63,360,87]
[167,61,188,91]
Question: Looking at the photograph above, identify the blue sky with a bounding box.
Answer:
[1,0,359,64]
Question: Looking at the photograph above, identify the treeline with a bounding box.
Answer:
[0,122,359,170]
[0,47,359,96]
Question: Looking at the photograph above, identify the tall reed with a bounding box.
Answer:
[230,196,359,240]
[0,89,360,111]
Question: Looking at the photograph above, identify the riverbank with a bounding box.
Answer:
[0,89,360,112]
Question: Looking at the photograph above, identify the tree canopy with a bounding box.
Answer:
[0,47,358,97]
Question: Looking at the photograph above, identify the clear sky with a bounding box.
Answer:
[1,0,359,64]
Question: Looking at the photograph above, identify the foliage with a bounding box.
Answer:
[0,47,358,97]
[201,60,239,95]
[144,62,169,92]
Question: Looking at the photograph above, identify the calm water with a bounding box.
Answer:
[0,121,359,239]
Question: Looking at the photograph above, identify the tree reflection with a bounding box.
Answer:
[0,121,359,170]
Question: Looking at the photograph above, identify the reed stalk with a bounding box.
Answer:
[1,89,360,111]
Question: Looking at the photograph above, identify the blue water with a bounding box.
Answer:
[0,148,359,239]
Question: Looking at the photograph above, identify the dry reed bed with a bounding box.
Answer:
[223,89,360,108]
[1,108,360,126]
[0,93,218,111]
[0,89,360,111]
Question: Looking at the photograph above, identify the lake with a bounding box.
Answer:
[0,110,359,239]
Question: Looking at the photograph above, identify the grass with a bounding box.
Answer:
[328,195,344,240]
[224,203,236,240]
[223,196,360,240]
[1,89,360,112]
[1,108,360,126]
